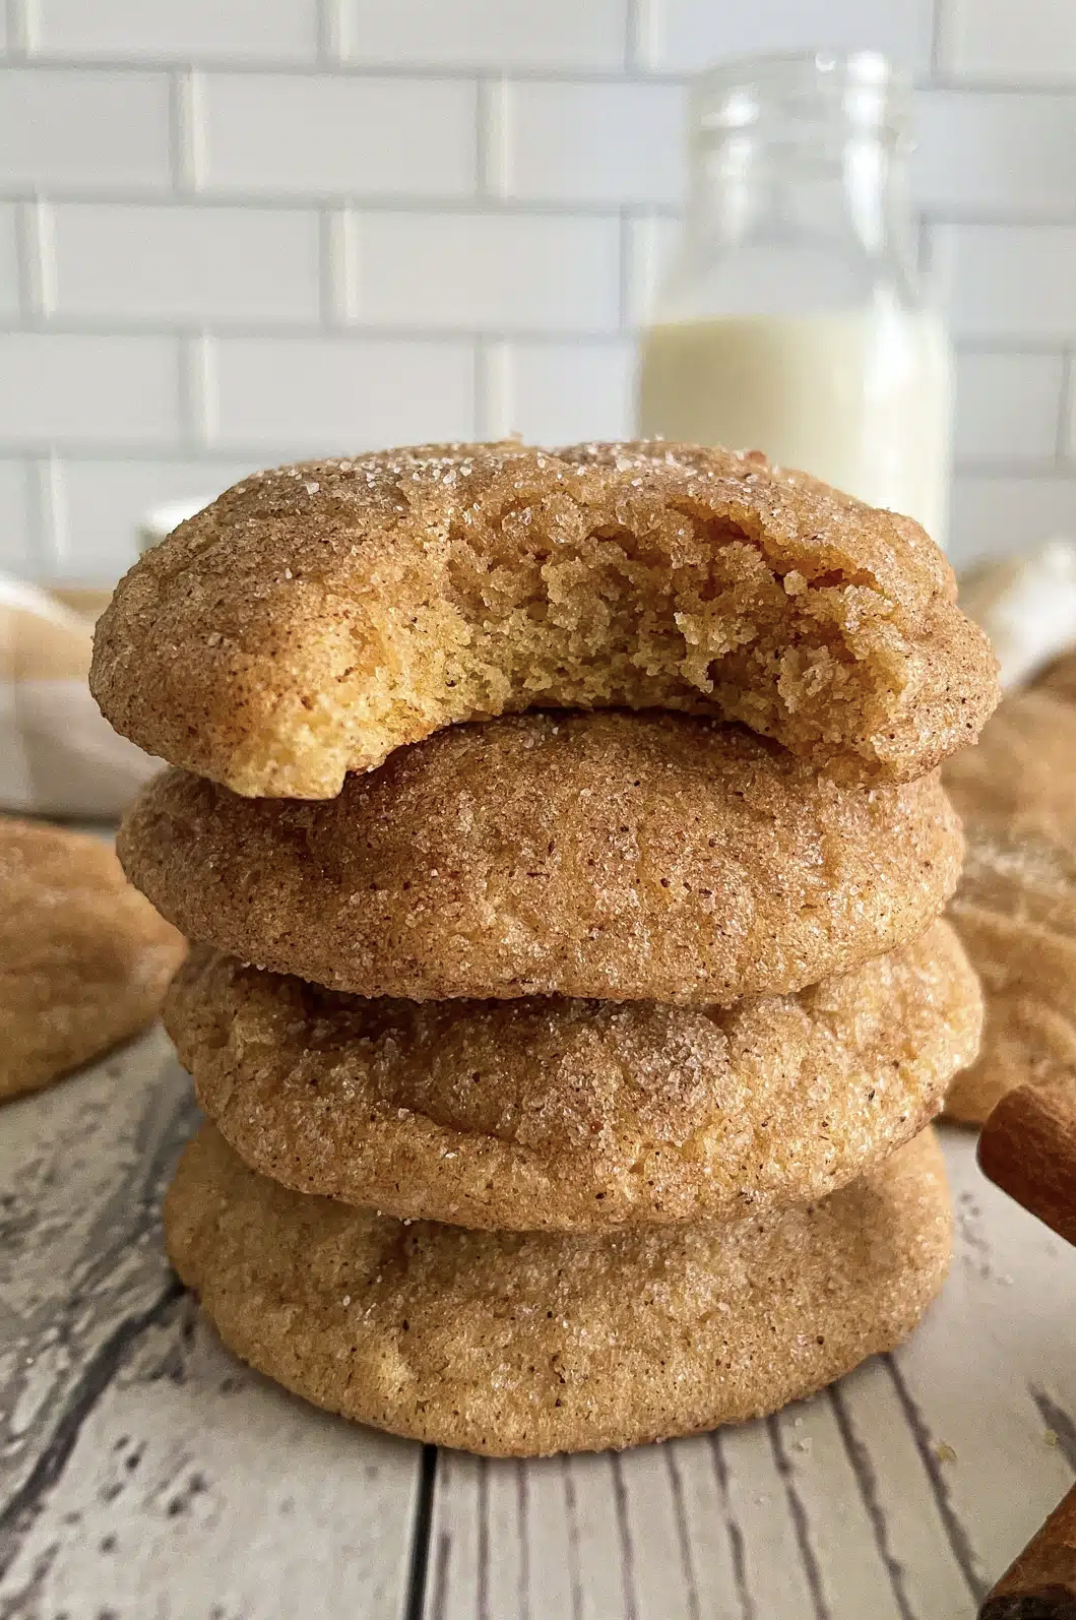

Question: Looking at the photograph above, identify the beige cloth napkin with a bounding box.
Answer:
[0,575,158,819]
[960,537,1076,690]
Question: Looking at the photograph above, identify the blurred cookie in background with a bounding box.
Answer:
[0,816,185,1102]
[1036,646,1076,708]
[945,659,1076,1124]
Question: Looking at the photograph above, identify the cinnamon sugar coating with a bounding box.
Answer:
[121,712,963,1006]
[0,817,185,1101]
[165,1124,951,1457]
[91,441,998,799]
[944,682,1076,1124]
[168,922,979,1231]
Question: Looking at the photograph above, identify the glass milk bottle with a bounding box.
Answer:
[637,51,953,546]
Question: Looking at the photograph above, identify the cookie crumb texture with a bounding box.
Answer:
[165,1125,951,1457]
[0,817,186,1101]
[91,441,998,799]
[120,712,963,1006]
[169,922,980,1230]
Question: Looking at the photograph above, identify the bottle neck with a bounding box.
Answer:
[686,128,919,287]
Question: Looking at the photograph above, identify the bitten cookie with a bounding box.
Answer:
[944,683,1076,1124]
[165,1125,951,1457]
[0,817,186,1101]
[121,712,963,1006]
[91,440,998,799]
[169,922,980,1230]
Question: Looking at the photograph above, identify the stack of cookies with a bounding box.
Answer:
[92,441,998,1457]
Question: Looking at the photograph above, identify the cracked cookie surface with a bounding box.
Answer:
[121,711,964,1005]
[165,1124,951,1457]
[169,922,979,1231]
[92,440,998,799]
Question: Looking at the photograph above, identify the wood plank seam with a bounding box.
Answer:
[404,1444,437,1620]
[663,1445,703,1620]
[766,1414,830,1620]
[883,1353,987,1603]
[610,1450,641,1620]
[707,1431,755,1620]
[515,1458,532,1620]
[827,1385,918,1620]
[0,1280,184,1580]
[558,1453,587,1620]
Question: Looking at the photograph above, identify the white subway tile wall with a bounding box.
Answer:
[342,0,628,70]
[953,352,1065,464]
[0,461,32,572]
[0,205,19,317]
[51,204,324,323]
[211,335,475,450]
[0,333,182,447]
[352,212,623,332]
[937,0,1076,83]
[0,69,173,190]
[0,0,1074,578]
[200,76,478,198]
[32,0,319,62]
[643,0,936,75]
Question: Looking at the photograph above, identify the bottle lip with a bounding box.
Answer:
[691,49,909,135]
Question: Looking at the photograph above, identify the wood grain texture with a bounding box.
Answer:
[981,1480,1076,1617]
[423,1131,1076,1620]
[0,1034,422,1620]
[0,1036,1073,1620]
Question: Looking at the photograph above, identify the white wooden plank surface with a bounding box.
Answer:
[2,1033,1074,1620]
[422,1129,1076,1620]
[0,1036,424,1620]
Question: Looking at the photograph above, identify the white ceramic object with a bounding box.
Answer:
[136,497,213,555]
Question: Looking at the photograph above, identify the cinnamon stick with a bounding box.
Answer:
[977,1083,1076,1616]
[978,1083,1076,1249]
[979,1481,1076,1617]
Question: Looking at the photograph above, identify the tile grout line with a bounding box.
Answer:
[927,0,947,80]
[179,332,217,450]
[1,52,1074,92]
[474,337,512,439]
[617,205,636,332]
[0,190,682,218]
[1055,347,1075,466]
[318,208,343,325]
[30,451,65,572]
[170,70,198,195]
[478,77,512,199]
[180,69,207,192]
[317,0,345,63]
[627,0,660,72]
[5,0,29,56]
[26,196,55,316]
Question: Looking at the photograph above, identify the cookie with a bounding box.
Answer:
[943,880,1076,1125]
[165,1124,951,1457]
[121,712,963,1006]
[944,687,1076,1124]
[0,816,186,1101]
[945,686,1076,863]
[91,441,998,799]
[169,922,979,1231]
